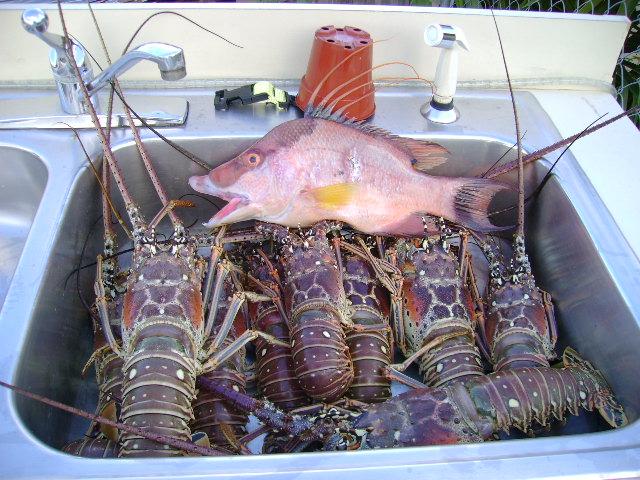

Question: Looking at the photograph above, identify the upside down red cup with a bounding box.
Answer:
[296,25,375,121]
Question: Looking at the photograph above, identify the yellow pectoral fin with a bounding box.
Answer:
[305,183,359,209]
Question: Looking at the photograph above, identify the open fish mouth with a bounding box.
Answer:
[208,195,249,224]
[188,174,249,226]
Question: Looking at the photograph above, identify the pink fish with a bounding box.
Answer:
[188,117,508,236]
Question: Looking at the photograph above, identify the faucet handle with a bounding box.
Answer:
[22,8,94,114]
[22,9,66,56]
[22,8,92,83]
[22,8,49,34]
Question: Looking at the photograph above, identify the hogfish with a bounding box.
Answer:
[189,117,508,236]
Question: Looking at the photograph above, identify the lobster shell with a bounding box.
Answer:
[342,252,392,403]
[278,224,354,402]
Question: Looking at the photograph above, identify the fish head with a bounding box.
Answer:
[189,124,303,227]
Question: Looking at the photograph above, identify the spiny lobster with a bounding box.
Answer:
[479,13,557,373]
[354,348,627,448]
[388,219,485,388]
[336,234,394,403]
[246,247,309,410]
[196,346,627,450]
[258,222,355,402]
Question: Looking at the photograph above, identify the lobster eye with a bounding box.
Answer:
[246,152,261,166]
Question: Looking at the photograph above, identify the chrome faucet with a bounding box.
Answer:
[21,8,186,115]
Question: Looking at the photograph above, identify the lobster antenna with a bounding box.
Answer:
[492,11,524,241]
[486,114,602,221]
[314,61,427,114]
[122,10,243,54]
[480,131,527,178]
[486,106,640,179]
[331,75,433,119]
[87,2,183,229]
[80,4,213,171]
[111,88,213,171]
[56,0,146,235]
[0,380,229,457]
[64,123,132,239]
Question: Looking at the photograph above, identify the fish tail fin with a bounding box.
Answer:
[451,178,513,232]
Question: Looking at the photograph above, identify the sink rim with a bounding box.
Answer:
[1,87,639,479]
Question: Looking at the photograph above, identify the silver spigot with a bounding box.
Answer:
[22,8,94,115]
[22,8,187,115]
[421,24,469,124]
[87,43,186,95]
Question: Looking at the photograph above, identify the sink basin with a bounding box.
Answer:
[0,146,47,310]
[2,87,639,478]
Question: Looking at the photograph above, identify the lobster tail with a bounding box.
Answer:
[290,311,354,401]
[192,366,248,450]
[119,320,197,457]
[254,308,310,409]
[279,224,354,402]
[248,253,309,410]
[468,358,627,435]
[342,253,392,403]
[562,347,628,428]
[62,436,117,458]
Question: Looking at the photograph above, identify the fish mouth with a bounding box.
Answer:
[207,195,249,225]
[188,174,251,227]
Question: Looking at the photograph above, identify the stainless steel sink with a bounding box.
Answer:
[0,146,47,310]
[1,86,639,479]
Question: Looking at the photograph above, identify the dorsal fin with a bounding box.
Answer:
[306,107,449,171]
[356,124,449,171]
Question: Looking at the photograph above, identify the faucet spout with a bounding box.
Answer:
[86,43,186,96]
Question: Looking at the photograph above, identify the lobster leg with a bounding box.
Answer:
[197,377,328,440]
[463,248,492,363]
[147,199,195,231]
[384,369,427,389]
[205,290,272,354]
[203,260,231,339]
[201,329,289,373]
[202,226,227,310]
[94,256,121,356]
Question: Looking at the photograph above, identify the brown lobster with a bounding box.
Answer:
[354,348,627,448]
[388,219,485,388]
[258,221,354,402]
[479,15,557,373]
[246,247,309,410]
[336,235,394,403]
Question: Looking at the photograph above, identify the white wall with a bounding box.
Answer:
[0,3,629,88]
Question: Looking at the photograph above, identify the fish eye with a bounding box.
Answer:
[246,152,261,166]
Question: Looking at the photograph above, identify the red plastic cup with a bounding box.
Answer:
[296,25,375,121]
